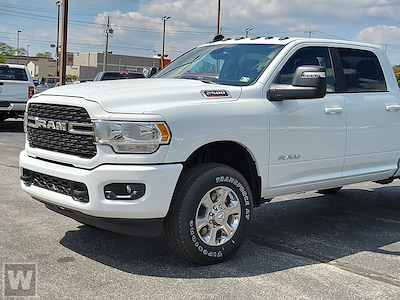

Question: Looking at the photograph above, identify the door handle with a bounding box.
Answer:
[324,107,343,114]
[385,105,400,111]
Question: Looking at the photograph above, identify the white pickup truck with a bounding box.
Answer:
[19,37,400,264]
[0,64,35,122]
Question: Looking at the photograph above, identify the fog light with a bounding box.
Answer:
[72,182,89,203]
[104,183,145,200]
[20,168,32,186]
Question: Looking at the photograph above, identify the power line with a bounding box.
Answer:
[0,29,188,55]
[0,2,216,32]
[0,9,215,36]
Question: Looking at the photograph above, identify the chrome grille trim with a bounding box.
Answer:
[27,103,97,158]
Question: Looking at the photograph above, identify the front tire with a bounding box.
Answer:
[165,163,253,265]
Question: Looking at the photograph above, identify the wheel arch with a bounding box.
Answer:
[180,141,262,207]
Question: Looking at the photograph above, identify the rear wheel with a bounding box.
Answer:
[165,163,253,265]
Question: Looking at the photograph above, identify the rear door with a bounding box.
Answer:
[338,48,400,178]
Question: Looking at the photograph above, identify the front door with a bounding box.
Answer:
[266,46,346,195]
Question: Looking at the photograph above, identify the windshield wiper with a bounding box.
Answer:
[178,77,217,84]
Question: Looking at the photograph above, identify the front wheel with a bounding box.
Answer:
[165,163,253,265]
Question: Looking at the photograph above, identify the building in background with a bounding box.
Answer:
[67,52,170,81]
[5,56,56,78]
[6,52,170,81]
[27,58,57,78]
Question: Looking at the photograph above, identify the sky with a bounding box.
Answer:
[2,0,400,64]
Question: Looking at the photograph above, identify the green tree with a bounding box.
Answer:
[0,42,15,55]
[0,53,6,63]
[36,52,53,58]
[393,65,400,87]
[66,74,78,81]
[0,43,28,56]
[16,48,27,56]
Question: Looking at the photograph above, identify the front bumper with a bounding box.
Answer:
[20,150,183,236]
[43,203,165,237]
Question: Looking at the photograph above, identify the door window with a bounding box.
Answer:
[337,48,386,92]
[275,47,335,92]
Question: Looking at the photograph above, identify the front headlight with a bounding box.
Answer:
[94,121,171,154]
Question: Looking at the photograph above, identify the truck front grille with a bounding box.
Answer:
[27,103,97,159]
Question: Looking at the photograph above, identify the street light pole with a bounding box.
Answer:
[27,44,30,59]
[161,16,170,69]
[16,30,21,64]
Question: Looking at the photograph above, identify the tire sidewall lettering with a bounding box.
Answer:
[189,218,223,258]
[216,175,252,211]
[186,173,252,259]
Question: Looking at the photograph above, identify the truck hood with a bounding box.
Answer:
[38,78,242,114]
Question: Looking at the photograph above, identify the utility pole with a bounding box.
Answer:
[304,30,315,38]
[245,28,252,38]
[382,43,389,52]
[217,0,221,35]
[161,16,170,69]
[103,15,113,72]
[59,0,68,85]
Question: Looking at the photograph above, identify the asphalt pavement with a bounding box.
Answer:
[1,119,400,299]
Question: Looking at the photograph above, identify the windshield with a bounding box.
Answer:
[155,43,284,86]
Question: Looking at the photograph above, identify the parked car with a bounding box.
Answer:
[36,77,73,92]
[38,77,59,88]
[35,77,59,93]
[0,64,35,122]
[93,71,145,81]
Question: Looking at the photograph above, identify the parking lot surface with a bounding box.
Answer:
[1,119,400,299]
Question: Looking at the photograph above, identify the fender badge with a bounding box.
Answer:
[202,90,231,98]
[278,154,300,161]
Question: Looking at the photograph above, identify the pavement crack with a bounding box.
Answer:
[249,235,400,287]
[0,163,18,169]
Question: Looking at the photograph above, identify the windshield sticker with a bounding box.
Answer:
[240,77,250,83]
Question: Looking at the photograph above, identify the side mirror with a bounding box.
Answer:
[268,66,327,101]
